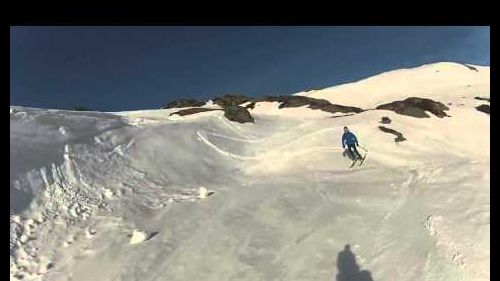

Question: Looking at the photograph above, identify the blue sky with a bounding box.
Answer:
[10,26,489,111]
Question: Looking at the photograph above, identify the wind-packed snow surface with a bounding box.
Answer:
[10,62,489,281]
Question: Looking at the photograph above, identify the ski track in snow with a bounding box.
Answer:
[196,126,344,162]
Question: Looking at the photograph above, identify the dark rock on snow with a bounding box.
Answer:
[475,97,490,102]
[224,105,254,123]
[164,94,455,124]
[245,102,256,109]
[163,99,206,109]
[170,108,222,116]
[376,97,450,118]
[212,95,252,107]
[462,64,479,72]
[380,117,392,124]
[255,95,364,114]
[476,104,490,115]
[378,126,407,142]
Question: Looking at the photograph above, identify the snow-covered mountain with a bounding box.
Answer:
[10,62,489,281]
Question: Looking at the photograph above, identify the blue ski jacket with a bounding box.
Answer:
[342,132,358,147]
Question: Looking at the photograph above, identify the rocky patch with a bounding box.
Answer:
[380,117,392,124]
[376,97,450,118]
[170,108,222,116]
[462,63,479,72]
[475,97,490,102]
[255,95,364,114]
[164,94,457,123]
[166,96,254,122]
[212,94,252,107]
[476,104,490,115]
[162,99,206,109]
[224,105,254,123]
[208,94,364,114]
[330,113,356,119]
[378,126,407,142]
[245,102,256,109]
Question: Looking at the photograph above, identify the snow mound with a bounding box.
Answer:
[129,230,148,245]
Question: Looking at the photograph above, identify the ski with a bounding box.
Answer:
[349,158,359,168]
[358,154,367,166]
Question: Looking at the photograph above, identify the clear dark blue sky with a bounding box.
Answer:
[10,26,489,111]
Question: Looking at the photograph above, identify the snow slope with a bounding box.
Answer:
[10,62,489,281]
[295,62,489,109]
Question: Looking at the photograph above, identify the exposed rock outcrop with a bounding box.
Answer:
[245,102,256,109]
[378,126,407,142]
[255,95,364,114]
[170,108,222,116]
[475,97,490,102]
[162,99,206,109]
[223,105,254,123]
[376,97,450,118]
[476,104,490,115]
[212,95,252,107]
[462,64,479,72]
[380,117,392,124]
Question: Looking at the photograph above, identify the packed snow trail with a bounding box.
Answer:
[10,62,489,281]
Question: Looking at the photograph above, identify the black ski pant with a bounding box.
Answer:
[347,144,363,160]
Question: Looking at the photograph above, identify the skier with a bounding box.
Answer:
[342,126,363,161]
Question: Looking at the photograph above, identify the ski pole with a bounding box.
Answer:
[358,145,368,152]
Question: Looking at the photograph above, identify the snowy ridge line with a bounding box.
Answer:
[122,117,163,126]
[219,116,328,143]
